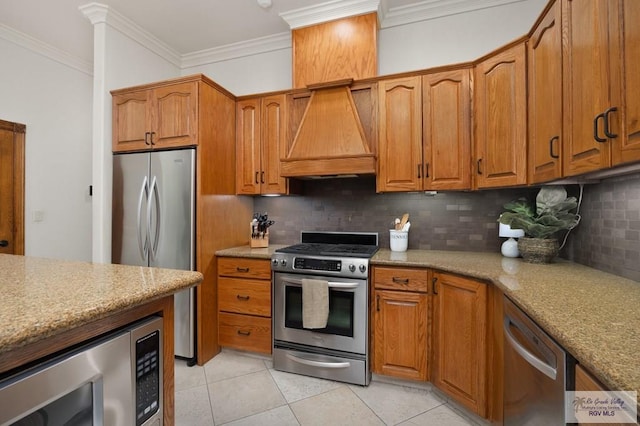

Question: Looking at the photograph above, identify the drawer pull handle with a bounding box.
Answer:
[237,330,251,336]
[236,267,250,273]
[392,277,409,284]
[236,295,250,301]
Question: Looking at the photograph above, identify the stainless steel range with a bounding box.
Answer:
[271,231,378,386]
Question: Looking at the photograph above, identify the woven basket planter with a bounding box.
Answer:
[517,237,559,264]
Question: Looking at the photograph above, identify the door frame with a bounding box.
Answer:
[0,119,25,255]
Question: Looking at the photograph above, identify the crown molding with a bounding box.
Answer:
[78,2,108,25]
[0,24,93,76]
[79,2,181,68]
[181,31,291,68]
[280,0,380,29]
[380,0,528,29]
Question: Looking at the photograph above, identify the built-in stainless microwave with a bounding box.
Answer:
[0,316,163,426]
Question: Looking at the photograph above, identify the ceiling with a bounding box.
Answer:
[0,0,424,65]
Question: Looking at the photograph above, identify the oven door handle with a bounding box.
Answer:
[286,352,351,369]
[281,278,359,289]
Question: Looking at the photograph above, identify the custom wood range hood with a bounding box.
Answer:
[280,11,378,178]
[281,79,376,178]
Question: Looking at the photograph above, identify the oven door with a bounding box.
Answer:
[273,272,367,355]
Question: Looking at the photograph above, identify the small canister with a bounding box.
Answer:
[389,230,408,252]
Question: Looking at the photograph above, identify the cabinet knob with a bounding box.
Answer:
[477,159,483,175]
[432,277,438,295]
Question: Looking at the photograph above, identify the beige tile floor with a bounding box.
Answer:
[175,349,487,426]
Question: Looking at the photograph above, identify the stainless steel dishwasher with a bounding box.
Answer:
[503,296,574,425]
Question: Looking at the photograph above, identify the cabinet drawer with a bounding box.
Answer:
[218,257,271,280]
[373,267,430,292]
[218,312,272,354]
[218,277,271,317]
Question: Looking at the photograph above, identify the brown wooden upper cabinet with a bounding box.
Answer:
[563,0,640,176]
[112,81,198,152]
[474,41,527,189]
[528,0,563,184]
[423,68,472,190]
[377,76,423,192]
[377,69,472,192]
[236,94,290,195]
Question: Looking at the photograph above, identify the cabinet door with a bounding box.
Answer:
[261,94,288,195]
[528,0,563,184]
[612,0,640,166]
[423,69,471,190]
[562,0,612,175]
[432,272,487,417]
[112,91,151,152]
[474,43,527,189]
[236,98,261,195]
[373,289,428,381]
[151,82,198,149]
[377,76,423,192]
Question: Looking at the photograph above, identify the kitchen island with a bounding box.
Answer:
[216,245,640,411]
[0,254,203,425]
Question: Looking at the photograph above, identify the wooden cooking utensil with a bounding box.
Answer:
[398,213,409,230]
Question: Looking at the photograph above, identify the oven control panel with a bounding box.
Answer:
[271,253,368,278]
[294,257,341,272]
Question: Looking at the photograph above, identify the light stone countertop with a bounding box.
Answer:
[0,254,203,355]
[216,245,640,407]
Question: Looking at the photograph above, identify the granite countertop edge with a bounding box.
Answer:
[216,245,640,404]
[0,254,203,356]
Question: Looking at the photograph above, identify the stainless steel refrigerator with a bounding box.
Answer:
[112,148,196,361]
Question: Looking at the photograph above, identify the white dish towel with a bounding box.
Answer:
[302,278,329,329]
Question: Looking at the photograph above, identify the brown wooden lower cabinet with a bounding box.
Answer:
[373,289,428,381]
[372,266,430,381]
[217,257,272,354]
[432,271,488,418]
[575,364,631,426]
[371,267,492,419]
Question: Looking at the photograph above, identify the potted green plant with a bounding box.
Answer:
[499,186,580,263]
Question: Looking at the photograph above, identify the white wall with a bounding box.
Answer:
[184,0,546,96]
[378,0,547,74]
[0,38,93,261]
[182,49,292,96]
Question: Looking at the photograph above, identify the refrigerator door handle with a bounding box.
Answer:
[148,176,161,261]
[137,176,149,261]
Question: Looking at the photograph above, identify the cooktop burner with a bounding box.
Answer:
[275,231,379,258]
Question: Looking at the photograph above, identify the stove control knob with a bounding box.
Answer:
[359,264,367,273]
[280,259,287,267]
[272,259,279,267]
[349,264,356,273]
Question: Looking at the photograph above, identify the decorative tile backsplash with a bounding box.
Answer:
[254,177,535,253]
[255,174,640,282]
[564,173,640,282]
